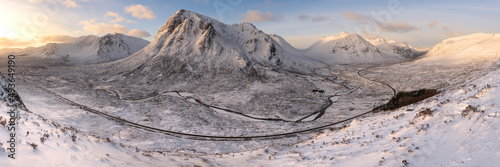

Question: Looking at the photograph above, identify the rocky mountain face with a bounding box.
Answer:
[107,9,319,86]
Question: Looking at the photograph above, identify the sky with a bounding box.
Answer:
[0,0,499,49]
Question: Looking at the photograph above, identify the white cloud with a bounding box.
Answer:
[124,4,155,20]
[242,10,280,23]
[79,19,128,34]
[105,11,126,23]
[128,29,151,38]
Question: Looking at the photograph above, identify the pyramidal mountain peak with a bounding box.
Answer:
[110,9,319,85]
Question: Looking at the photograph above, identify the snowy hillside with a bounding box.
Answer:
[106,9,321,84]
[421,33,500,63]
[17,33,149,66]
[0,72,209,166]
[207,67,500,166]
[305,32,417,65]
[367,37,426,59]
[2,7,499,167]
[269,33,303,54]
[2,59,499,166]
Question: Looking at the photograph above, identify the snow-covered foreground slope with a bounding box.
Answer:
[305,32,423,65]
[0,72,212,166]
[14,33,149,66]
[421,33,500,64]
[201,65,500,166]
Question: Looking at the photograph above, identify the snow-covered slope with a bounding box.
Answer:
[270,33,303,54]
[209,67,500,166]
[107,9,320,84]
[0,72,207,166]
[19,33,149,66]
[305,32,411,64]
[421,33,500,63]
[367,37,426,59]
[4,62,499,166]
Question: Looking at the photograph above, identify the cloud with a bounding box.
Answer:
[428,21,460,37]
[63,0,77,8]
[242,10,280,23]
[28,0,79,8]
[39,35,76,43]
[298,14,311,21]
[105,11,128,23]
[361,30,382,40]
[0,35,76,49]
[299,14,329,22]
[342,11,372,20]
[128,29,151,38]
[124,4,155,20]
[428,20,438,28]
[443,26,460,37]
[79,19,128,34]
[342,10,420,33]
[378,22,420,33]
[0,37,36,48]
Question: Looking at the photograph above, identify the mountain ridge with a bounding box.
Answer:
[14,33,149,66]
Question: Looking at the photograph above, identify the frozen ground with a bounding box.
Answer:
[0,59,393,153]
[1,58,499,166]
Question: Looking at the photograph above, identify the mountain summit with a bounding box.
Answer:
[110,9,318,84]
[19,33,149,66]
[304,32,423,64]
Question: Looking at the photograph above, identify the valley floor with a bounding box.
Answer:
[1,60,499,166]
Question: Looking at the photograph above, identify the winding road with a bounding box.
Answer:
[171,91,340,123]
[20,66,395,141]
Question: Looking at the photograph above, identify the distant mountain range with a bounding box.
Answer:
[3,9,499,69]
[3,33,149,66]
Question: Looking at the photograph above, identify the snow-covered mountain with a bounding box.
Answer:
[421,33,500,63]
[108,9,319,84]
[19,33,149,66]
[304,32,423,65]
[366,37,426,59]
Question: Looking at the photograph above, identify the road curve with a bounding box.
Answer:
[357,67,398,97]
[21,67,394,141]
[172,91,339,123]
